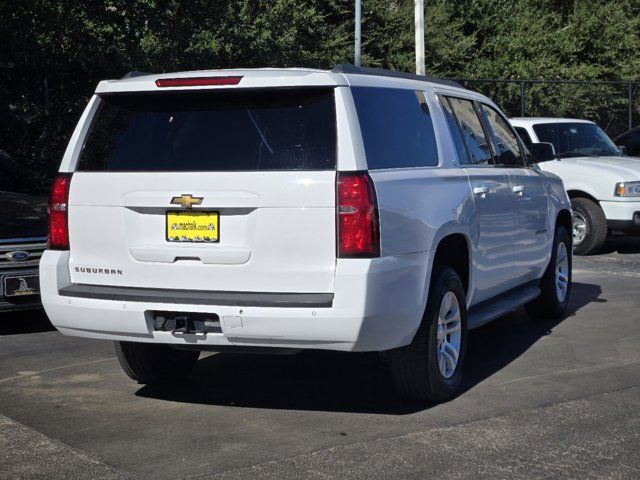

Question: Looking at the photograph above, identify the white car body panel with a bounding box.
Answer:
[511,118,640,222]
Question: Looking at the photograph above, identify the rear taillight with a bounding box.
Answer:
[48,173,72,250]
[336,171,380,258]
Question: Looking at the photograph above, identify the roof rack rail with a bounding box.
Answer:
[331,64,462,88]
[121,71,151,79]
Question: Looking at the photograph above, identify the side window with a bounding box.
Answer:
[626,131,640,157]
[480,105,526,167]
[446,97,493,165]
[351,87,439,169]
[439,96,470,164]
[620,130,640,156]
[514,127,533,149]
[533,124,558,152]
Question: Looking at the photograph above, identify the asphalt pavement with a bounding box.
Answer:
[1,237,639,479]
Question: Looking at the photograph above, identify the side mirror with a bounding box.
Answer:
[617,145,628,156]
[529,142,556,163]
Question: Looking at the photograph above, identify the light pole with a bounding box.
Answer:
[415,0,425,75]
[355,0,362,66]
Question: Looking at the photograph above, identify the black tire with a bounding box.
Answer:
[114,341,199,384]
[571,197,607,255]
[525,225,572,319]
[389,266,468,402]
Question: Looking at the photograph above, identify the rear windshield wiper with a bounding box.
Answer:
[245,107,274,155]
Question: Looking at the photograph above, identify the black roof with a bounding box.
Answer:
[332,64,462,88]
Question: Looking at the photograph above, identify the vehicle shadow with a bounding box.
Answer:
[460,281,603,395]
[600,235,640,254]
[0,308,54,335]
[136,281,603,415]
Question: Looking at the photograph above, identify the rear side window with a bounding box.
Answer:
[351,87,439,169]
[77,89,336,171]
[446,97,493,165]
[439,97,470,164]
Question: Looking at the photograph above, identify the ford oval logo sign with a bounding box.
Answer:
[6,251,30,262]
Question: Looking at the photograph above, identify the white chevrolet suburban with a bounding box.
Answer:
[511,118,640,255]
[41,65,572,402]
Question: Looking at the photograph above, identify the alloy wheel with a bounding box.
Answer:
[436,291,462,379]
[555,241,570,302]
[572,211,588,246]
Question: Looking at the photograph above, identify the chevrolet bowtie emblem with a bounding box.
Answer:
[170,194,203,209]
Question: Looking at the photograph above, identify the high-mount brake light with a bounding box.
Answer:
[49,173,73,250]
[336,171,380,258]
[155,76,243,88]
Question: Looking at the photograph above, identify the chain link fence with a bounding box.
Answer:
[454,78,640,138]
[2,68,639,193]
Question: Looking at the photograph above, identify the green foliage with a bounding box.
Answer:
[2,0,640,188]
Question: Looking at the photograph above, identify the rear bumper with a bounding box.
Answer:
[40,250,431,352]
[58,284,334,308]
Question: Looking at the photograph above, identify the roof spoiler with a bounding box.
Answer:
[121,71,152,79]
[331,64,462,88]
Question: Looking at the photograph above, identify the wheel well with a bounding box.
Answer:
[556,209,572,236]
[567,189,599,204]
[432,234,470,294]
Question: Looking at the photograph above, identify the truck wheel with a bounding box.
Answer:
[525,225,572,319]
[389,266,468,402]
[114,341,199,384]
[571,198,607,255]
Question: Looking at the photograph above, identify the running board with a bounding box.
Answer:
[468,283,541,329]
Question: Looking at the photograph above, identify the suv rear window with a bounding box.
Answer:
[78,89,336,171]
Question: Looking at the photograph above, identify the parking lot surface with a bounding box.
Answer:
[1,238,639,479]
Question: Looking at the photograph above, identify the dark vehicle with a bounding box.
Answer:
[614,126,640,157]
[0,149,47,311]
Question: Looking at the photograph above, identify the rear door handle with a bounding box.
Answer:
[512,185,526,196]
[473,186,490,197]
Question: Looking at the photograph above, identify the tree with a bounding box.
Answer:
[2,0,640,189]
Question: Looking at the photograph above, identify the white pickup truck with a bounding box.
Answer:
[41,66,572,402]
[512,118,640,255]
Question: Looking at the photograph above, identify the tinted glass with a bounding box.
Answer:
[351,87,439,169]
[615,130,640,157]
[447,98,493,165]
[514,127,533,148]
[0,149,48,240]
[615,129,640,156]
[78,89,336,171]
[0,149,38,194]
[439,97,470,164]
[480,105,525,167]
[533,122,620,158]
